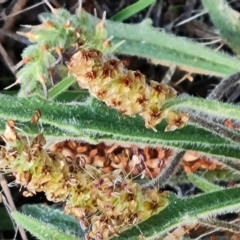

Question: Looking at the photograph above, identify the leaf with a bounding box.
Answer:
[21,204,84,238]
[11,211,79,240]
[115,188,240,239]
[48,76,76,99]
[202,0,240,55]
[102,16,240,76]
[111,0,156,21]
[187,173,223,193]
[0,94,239,161]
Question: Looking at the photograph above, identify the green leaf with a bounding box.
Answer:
[202,0,240,55]
[16,7,240,98]
[171,168,240,184]
[48,76,76,99]
[162,96,240,144]
[11,211,79,240]
[111,0,156,21]
[55,90,89,102]
[0,94,239,161]
[103,16,240,76]
[115,188,240,239]
[21,204,83,238]
[187,173,223,193]
[162,96,240,122]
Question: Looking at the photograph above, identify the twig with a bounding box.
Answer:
[0,0,30,75]
[0,28,30,45]
[0,173,28,240]
[0,43,15,74]
[0,0,29,42]
[0,2,44,22]
[161,64,176,84]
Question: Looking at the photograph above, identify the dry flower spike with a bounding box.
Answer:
[0,122,170,239]
[67,48,189,131]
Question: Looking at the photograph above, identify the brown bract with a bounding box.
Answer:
[49,140,172,179]
[182,155,223,173]
[3,120,18,142]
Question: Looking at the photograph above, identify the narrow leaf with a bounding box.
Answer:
[22,204,83,238]
[48,76,76,99]
[111,0,156,21]
[187,173,223,193]
[202,0,240,55]
[102,16,240,76]
[0,95,239,160]
[115,188,240,239]
[162,96,240,123]
[11,211,79,240]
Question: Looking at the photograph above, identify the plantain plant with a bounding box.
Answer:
[1,0,240,239]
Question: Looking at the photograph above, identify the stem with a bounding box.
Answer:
[207,71,240,100]
[142,151,185,189]
[189,115,240,145]
[199,218,240,234]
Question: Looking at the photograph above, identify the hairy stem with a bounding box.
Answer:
[189,115,240,144]
[207,71,240,100]
[142,151,185,189]
[199,218,240,234]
